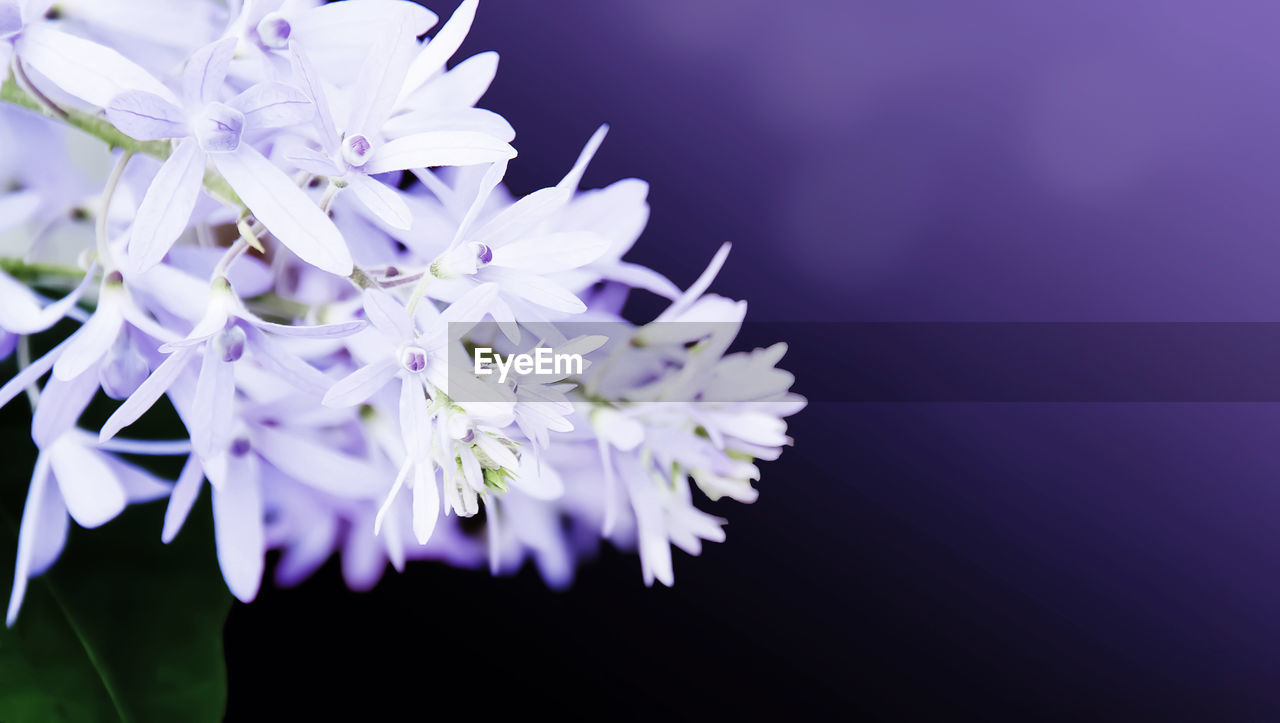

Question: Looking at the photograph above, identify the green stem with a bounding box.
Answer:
[97,150,133,271]
[0,77,243,208]
[0,257,86,282]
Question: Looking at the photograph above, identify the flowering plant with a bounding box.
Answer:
[0,0,802,712]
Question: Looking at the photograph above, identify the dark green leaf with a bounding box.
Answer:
[0,397,232,722]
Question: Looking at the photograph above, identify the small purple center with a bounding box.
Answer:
[218,325,247,363]
[256,12,291,49]
[342,134,374,168]
[400,345,427,373]
[195,102,245,153]
[231,438,252,457]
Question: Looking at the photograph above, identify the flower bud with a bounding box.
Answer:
[100,336,149,400]
[256,12,291,49]
[342,134,374,168]
[430,242,490,279]
[216,325,247,363]
[399,345,427,373]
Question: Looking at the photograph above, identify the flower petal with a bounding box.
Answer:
[0,4,21,36]
[99,346,196,442]
[471,185,568,248]
[412,463,439,545]
[102,455,172,503]
[32,365,100,448]
[598,262,682,300]
[252,425,381,499]
[322,358,398,407]
[362,288,412,340]
[558,124,609,192]
[240,326,332,397]
[343,12,417,137]
[363,131,515,174]
[434,281,500,341]
[482,267,587,314]
[229,82,314,129]
[49,437,126,529]
[126,138,206,273]
[291,0,437,87]
[445,159,507,251]
[398,377,431,464]
[490,232,611,273]
[659,242,732,321]
[211,451,264,602]
[190,338,235,460]
[514,453,565,501]
[0,339,65,412]
[395,51,499,118]
[400,0,477,98]
[287,49,340,150]
[17,24,179,107]
[6,454,63,627]
[373,458,412,536]
[105,90,187,140]
[161,455,203,544]
[244,312,366,339]
[296,0,438,48]
[212,146,353,276]
[382,107,514,143]
[0,269,50,333]
[52,290,124,381]
[182,36,236,108]
[619,455,674,587]
[281,142,340,177]
[138,449,192,541]
[347,173,412,230]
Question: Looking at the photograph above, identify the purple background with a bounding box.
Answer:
[226,1,1280,717]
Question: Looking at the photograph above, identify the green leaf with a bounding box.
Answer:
[0,402,232,722]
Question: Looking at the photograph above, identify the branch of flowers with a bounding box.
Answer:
[0,76,243,209]
[96,150,134,271]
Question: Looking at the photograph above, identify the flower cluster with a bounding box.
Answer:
[0,0,803,622]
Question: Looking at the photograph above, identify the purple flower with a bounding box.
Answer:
[107,38,351,275]
[98,277,366,457]
[282,3,515,232]
[0,0,804,616]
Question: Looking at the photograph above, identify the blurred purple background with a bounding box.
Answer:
[226,2,1280,718]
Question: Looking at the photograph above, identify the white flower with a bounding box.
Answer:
[0,0,804,619]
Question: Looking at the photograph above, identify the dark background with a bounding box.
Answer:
[226,1,1280,719]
